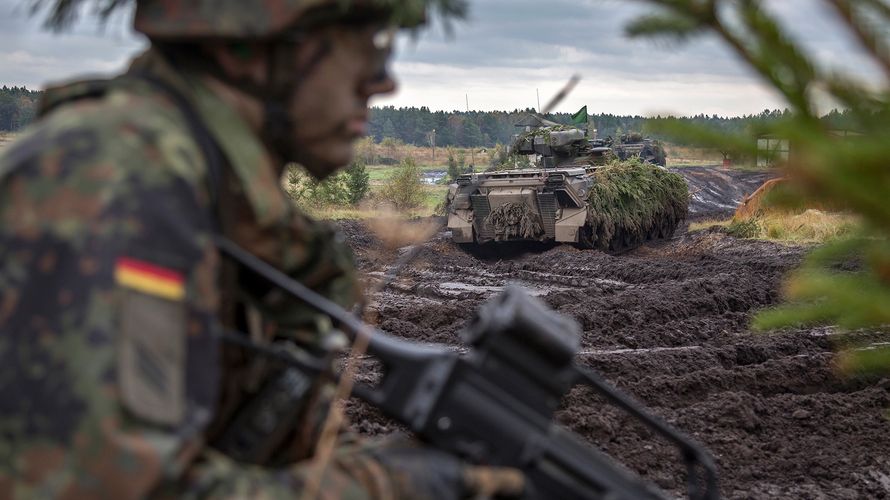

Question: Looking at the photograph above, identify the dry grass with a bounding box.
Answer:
[663,144,724,167]
[359,141,485,169]
[690,210,859,243]
[692,175,858,243]
[759,210,859,242]
[303,184,448,220]
[367,164,447,182]
[0,133,17,151]
[400,145,487,168]
[688,219,733,232]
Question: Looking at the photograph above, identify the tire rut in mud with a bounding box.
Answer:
[338,218,890,499]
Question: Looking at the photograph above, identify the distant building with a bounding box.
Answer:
[757,130,859,167]
[757,135,790,167]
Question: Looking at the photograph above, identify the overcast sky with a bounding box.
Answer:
[1,0,883,117]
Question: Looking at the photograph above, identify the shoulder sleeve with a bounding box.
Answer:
[0,96,221,498]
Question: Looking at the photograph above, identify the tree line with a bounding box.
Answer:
[0,86,40,132]
[2,87,862,147]
[369,106,862,148]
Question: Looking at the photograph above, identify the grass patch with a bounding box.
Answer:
[419,185,449,214]
[301,184,448,220]
[367,163,448,182]
[691,210,859,243]
[358,142,483,170]
[757,210,858,242]
[663,144,723,167]
[727,218,762,238]
[688,219,732,232]
[0,133,17,151]
[369,183,447,215]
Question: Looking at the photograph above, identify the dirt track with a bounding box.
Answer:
[340,167,890,499]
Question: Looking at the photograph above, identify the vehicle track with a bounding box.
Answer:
[336,173,890,498]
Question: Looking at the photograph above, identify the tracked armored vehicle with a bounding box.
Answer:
[446,116,687,251]
[611,132,667,167]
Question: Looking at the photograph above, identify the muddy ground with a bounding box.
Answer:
[339,167,890,499]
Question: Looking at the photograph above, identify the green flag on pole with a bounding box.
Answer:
[571,105,588,126]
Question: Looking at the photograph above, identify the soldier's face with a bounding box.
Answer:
[289,24,397,179]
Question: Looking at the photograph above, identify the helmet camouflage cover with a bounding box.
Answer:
[36,0,465,37]
[136,0,442,37]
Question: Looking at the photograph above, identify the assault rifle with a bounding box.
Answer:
[215,237,719,500]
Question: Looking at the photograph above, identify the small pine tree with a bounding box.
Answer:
[284,164,349,208]
[624,0,890,373]
[345,158,370,205]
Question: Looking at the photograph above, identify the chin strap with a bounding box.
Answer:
[159,38,332,166]
[260,38,332,165]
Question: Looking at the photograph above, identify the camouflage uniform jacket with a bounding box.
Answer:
[0,49,391,499]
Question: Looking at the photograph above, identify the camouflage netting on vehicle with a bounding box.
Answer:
[585,159,689,251]
[485,202,544,241]
[510,125,577,153]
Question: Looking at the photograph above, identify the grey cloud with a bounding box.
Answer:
[1,0,145,88]
[388,0,882,114]
[395,0,757,84]
[0,0,882,116]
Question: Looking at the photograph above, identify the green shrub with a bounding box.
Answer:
[285,165,349,207]
[379,158,425,211]
[727,218,761,239]
[345,159,370,205]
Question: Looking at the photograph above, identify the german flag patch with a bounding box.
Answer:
[115,257,185,301]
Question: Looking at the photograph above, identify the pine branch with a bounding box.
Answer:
[624,13,703,41]
[825,0,890,82]
[859,0,890,24]
[27,0,129,31]
[734,0,818,119]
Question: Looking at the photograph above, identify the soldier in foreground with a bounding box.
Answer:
[0,0,523,498]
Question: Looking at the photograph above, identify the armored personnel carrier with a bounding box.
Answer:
[446,116,687,251]
[611,132,667,167]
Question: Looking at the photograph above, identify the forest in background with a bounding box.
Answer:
[0,86,39,132]
[1,86,860,147]
[369,106,861,147]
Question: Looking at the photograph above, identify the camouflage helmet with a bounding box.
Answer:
[134,0,464,39]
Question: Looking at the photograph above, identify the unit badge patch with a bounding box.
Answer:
[116,256,187,426]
